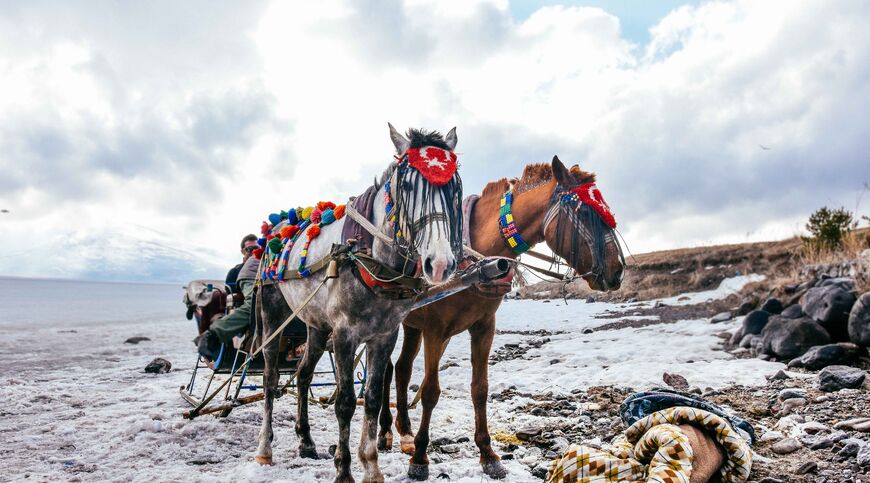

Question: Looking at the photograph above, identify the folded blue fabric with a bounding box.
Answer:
[619,389,756,446]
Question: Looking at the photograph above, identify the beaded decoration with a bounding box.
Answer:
[498,190,530,254]
[557,183,616,228]
[257,202,345,281]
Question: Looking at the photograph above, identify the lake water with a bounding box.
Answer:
[0,276,182,330]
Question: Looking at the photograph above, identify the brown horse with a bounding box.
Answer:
[377,156,625,480]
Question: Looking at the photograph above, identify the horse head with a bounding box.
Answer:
[384,123,463,285]
[543,156,624,291]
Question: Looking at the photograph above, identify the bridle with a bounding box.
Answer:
[500,181,624,283]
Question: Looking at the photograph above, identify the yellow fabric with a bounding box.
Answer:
[546,407,752,483]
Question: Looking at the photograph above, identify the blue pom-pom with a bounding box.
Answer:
[321,208,336,225]
[257,237,267,247]
[268,213,282,225]
[286,209,298,225]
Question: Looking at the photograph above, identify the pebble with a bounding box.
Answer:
[758,479,784,483]
[710,311,733,323]
[834,417,870,432]
[858,445,870,467]
[818,365,867,392]
[801,434,834,450]
[838,439,865,458]
[771,437,803,454]
[768,369,791,381]
[801,421,831,435]
[779,388,808,401]
[759,430,785,443]
[796,461,818,474]
[779,397,807,415]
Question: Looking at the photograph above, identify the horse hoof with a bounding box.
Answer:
[407,462,429,480]
[377,431,393,451]
[299,447,319,459]
[482,460,508,479]
[254,455,273,465]
[400,435,416,455]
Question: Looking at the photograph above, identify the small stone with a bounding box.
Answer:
[779,397,807,415]
[516,426,543,441]
[125,336,151,344]
[758,478,784,483]
[768,369,792,381]
[743,310,770,335]
[788,342,864,370]
[410,384,420,392]
[857,445,870,467]
[662,372,689,390]
[585,296,595,303]
[801,421,830,435]
[838,438,865,458]
[834,418,870,432]
[778,388,807,401]
[582,328,594,334]
[796,461,818,474]
[771,437,802,454]
[739,334,755,348]
[688,386,702,395]
[759,430,785,443]
[818,365,867,392]
[801,434,834,450]
[144,358,171,374]
[711,311,733,323]
[549,359,561,365]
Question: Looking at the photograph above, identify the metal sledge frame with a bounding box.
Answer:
[180,340,368,417]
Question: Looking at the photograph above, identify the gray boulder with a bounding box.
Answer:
[803,284,856,341]
[817,276,855,291]
[760,316,831,359]
[787,342,865,370]
[781,304,805,319]
[817,365,866,392]
[848,292,870,346]
[742,310,770,335]
[761,298,784,315]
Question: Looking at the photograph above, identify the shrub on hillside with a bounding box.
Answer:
[803,206,853,252]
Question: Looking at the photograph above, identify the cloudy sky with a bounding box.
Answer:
[1,0,868,281]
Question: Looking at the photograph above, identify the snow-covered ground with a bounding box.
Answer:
[0,275,784,482]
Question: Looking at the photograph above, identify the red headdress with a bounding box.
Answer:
[404,147,458,186]
[570,183,616,229]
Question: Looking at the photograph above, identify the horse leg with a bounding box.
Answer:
[469,317,507,479]
[358,331,399,483]
[408,335,448,481]
[332,330,359,483]
[255,308,282,465]
[394,325,422,455]
[376,359,393,451]
[296,327,329,459]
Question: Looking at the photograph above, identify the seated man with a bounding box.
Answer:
[195,234,260,362]
[225,234,257,294]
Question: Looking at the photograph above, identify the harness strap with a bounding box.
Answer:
[345,202,395,246]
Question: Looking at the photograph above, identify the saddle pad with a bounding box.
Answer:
[461,194,480,250]
[341,184,378,252]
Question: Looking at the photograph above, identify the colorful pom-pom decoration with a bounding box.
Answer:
[268,213,282,225]
[321,208,336,225]
[268,237,283,254]
[286,209,298,225]
[261,222,271,236]
[310,207,323,224]
[301,206,314,221]
[252,247,264,260]
[280,225,299,240]
[334,204,346,220]
[307,225,321,239]
[317,201,336,211]
[257,237,267,247]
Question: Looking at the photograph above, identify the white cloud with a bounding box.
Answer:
[0,0,868,280]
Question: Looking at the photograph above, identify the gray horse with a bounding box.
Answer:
[256,125,464,483]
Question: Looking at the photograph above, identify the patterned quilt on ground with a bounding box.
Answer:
[546,406,752,483]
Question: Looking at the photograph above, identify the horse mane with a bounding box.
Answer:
[479,162,596,198]
[407,128,450,150]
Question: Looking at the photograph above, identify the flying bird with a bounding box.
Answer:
[758,144,771,150]
[0,209,8,214]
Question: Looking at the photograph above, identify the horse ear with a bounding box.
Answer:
[444,127,457,150]
[552,155,572,186]
[388,123,410,155]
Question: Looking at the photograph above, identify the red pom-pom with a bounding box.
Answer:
[307,225,321,239]
[252,247,264,260]
[317,201,336,211]
[333,204,346,220]
[266,234,276,241]
[261,222,271,236]
[310,207,323,224]
[279,225,299,239]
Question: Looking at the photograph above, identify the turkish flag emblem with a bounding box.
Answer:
[574,183,617,228]
[405,147,458,186]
